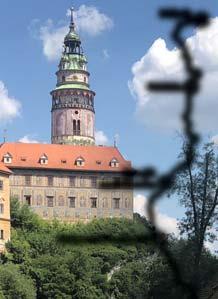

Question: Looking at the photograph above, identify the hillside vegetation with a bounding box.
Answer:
[0,198,217,299]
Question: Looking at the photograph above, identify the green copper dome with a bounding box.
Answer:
[53,7,93,93]
[64,30,80,42]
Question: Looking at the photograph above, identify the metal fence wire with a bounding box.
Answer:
[59,8,210,299]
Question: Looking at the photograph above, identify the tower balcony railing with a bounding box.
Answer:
[73,130,81,136]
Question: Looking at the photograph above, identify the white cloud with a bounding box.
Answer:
[32,5,113,61]
[103,49,110,59]
[134,194,179,235]
[18,135,39,144]
[68,5,114,36]
[95,130,109,145]
[0,81,21,122]
[38,20,68,62]
[129,18,218,132]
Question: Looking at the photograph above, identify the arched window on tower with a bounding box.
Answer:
[73,119,81,136]
[73,120,77,135]
[62,75,65,82]
[77,120,81,135]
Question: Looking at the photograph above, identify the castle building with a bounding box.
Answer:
[0,8,133,223]
[0,163,11,251]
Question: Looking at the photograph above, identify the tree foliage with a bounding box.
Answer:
[0,263,36,299]
[171,143,218,285]
[171,142,218,282]
[0,198,217,298]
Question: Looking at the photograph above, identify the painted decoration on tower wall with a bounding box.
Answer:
[56,112,66,136]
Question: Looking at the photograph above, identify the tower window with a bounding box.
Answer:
[62,75,65,82]
[73,120,77,135]
[0,180,3,190]
[77,120,81,135]
[73,119,81,136]
[0,230,4,240]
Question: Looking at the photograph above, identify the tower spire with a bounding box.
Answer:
[70,7,75,31]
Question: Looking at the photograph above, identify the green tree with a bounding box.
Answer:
[10,198,42,231]
[108,254,183,299]
[0,263,36,299]
[171,142,218,283]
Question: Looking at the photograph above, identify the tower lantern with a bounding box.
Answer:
[51,8,95,145]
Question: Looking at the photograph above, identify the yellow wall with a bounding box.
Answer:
[0,172,11,252]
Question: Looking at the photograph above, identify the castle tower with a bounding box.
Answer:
[51,8,95,145]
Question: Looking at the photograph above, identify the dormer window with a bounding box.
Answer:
[3,153,12,164]
[75,157,85,167]
[110,158,119,168]
[39,154,48,165]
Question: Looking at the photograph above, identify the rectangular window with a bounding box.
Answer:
[113,198,120,209]
[24,196,31,206]
[91,177,97,188]
[69,197,76,208]
[0,230,4,240]
[0,180,3,190]
[69,176,76,187]
[0,204,4,214]
[48,176,54,187]
[25,175,31,186]
[47,196,54,207]
[91,197,97,208]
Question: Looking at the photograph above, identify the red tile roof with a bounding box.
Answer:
[0,143,131,172]
[0,162,11,174]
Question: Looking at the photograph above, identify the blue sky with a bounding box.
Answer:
[0,0,218,231]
